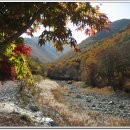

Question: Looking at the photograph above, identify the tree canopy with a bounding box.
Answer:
[0,2,111,82]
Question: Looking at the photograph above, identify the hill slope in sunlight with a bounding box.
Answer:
[59,19,130,60]
[48,19,130,81]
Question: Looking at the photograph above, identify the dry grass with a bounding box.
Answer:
[33,80,99,126]
[72,81,84,87]
[51,86,70,103]
[106,117,130,126]
[80,86,115,95]
[85,111,130,127]
[120,92,130,97]
[31,80,130,127]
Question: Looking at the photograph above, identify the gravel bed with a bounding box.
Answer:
[63,84,130,119]
[0,81,19,102]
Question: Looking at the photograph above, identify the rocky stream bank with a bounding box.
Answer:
[0,81,57,127]
[1,80,130,127]
[61,83,130,119]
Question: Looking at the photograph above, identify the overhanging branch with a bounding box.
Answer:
[1,8,43,45]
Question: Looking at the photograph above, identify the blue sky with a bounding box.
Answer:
[74,2,130,43]
[22,2,130,43]
[98,3,130,22]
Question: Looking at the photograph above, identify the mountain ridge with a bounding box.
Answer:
[24,37,71,63]
[24,19,130,63]
[58,19,130,61]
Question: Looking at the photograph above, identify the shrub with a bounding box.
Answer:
[80,82,89,88]
[30,85,42,97]
[32,74,43,83]
[17,93,30,106]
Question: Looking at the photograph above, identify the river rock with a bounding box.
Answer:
[48,121,58,126]
[76,94,82,98]
[86,99,91,103]
[119,104,124,109]
[102,98,107,102]
[92,104,96,107]
[127,113,130,116]
[67,81,72,84]
[41,117,57,126]
[64,94,70,97]
[108,101,114,105]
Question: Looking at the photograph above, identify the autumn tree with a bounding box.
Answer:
[81,59,98,87]
[0,2,111,82]
[96,43,130,90]
[97,48,117,87]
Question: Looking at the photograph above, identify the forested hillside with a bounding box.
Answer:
[79,19,130,50]
[47,20,130,91]
[60,19,130,60]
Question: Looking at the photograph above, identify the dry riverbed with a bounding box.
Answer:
[50,80,130,126]
[30,79,130,126]
[1,80,130,127]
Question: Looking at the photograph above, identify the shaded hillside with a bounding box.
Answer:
[24,37,70,63]
[59,19,130,60]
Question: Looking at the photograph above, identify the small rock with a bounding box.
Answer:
[30,105,39,112]
[48,121,58,126]
[83,107,86,110]
[98,105,103,108]
[119,104,124,109]
[127,113,130,116]
[102,102,106,104]
[70,86,76,90]
[34,114,39,117]
[42,117,57,126]
[76,94,82,98]
[102,99,107,102]
[123,115,126,117]
[27,95,33,99]
[124,110,128,113]
[86,99,91,103]
[107,111,112,114]
[108,101,114,105]
[64,94,69,97]
[92,104,96,107]
[92,107,96,110]
[67,81,72,84]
